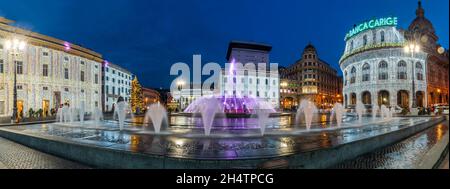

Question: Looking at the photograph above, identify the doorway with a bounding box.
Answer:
[42,100,49,117]
[17,100,23,119]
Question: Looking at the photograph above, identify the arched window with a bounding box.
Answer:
[350,41,354,51]
[380,31,385,42]
[378,61,388,80]
[363,35,368,46]
[362,63,370,82]
[397,60,407,79]
[344,70,348,86]
[416,62,424,80]
[350,66,356,84]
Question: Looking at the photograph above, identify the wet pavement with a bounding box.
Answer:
[0,116,439,160]
[333,120,449,169]
[0,137,89,169]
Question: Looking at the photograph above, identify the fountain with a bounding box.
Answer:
[92,107,103,123]
[198,97,222,136]
[79,103,85,124]
[143,102,168,133]
[355,100,365,121]
[56,107,63,122]
[296,100,317,130]
[380,105,390,120]
[255,103,271,136]
[113,97,132,131]
[63,104,70,122]
[372,104,379,119]
[331,103,345,127]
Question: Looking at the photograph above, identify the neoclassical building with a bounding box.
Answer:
[280,44,343,110]
[0,17,103,118]
[340,15,428,109]
[406,1,449,105]
[340,1,448,109]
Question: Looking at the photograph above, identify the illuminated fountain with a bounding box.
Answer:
[143,102,168,133]
[355,100,366,122]
[113,97,133,131]
[296,100,318,130]
[331,103,345,127]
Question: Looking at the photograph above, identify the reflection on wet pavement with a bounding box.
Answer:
[333,121,449,169]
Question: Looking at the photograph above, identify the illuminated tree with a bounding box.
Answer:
[131,76,144,113]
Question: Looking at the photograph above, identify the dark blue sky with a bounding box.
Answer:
[1,0,448,88]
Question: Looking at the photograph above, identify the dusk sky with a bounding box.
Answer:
[1,0,448,88]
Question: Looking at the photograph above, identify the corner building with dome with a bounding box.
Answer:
[340,1,449,110]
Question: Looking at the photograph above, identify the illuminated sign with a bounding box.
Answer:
[345,17,398,41]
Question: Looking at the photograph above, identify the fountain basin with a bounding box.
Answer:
[0,116,445,168]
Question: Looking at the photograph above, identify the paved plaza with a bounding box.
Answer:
[0,137,89,169]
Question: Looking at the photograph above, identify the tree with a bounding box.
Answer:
[131,76,144,113]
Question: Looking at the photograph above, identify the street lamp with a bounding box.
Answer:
[176,80,185,112]
[404,42,420,109]
[4,38,27,123]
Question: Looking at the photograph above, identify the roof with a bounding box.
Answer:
[226,40,272,61]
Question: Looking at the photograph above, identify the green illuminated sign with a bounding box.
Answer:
[345,17,398,41]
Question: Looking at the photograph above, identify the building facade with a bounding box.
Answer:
[220,41,280,109]
[0,17,103,118]
[340,16,428,109]
[280,44,343,110]
[101,62,132,112]
[406,1,449,106]
[142,87,161,109]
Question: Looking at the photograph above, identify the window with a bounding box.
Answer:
[0,59,3,73]
[397,61,407,80]
[378,61,388,80]
[344,71,348,86]
[0,101,4,115]
[43,64,49,77]
[416,62,424,81]
[81,89,85,93]
[64,56,69,61]
[363,35,368,46]
[95,74,98,84]
[17,85,23,90]
[380,31,385,42]
[64,68,69,79]
[112,87,115,95]
[350,66,356,84]
[362,63,370,82]
[16,61,23,74]
[43,86,48,90]
[81,61,85,65]
[64,88,69,92]
[350,41,354,51]
[106,86,109,94]
[43,52,49,56]
[80,71,85,82]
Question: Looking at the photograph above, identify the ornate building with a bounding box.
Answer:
[340,1,448,110]
[0,17,103,118]
[406,0,449,105]
[280,44,343,110]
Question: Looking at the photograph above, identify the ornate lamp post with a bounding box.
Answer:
[404,42,420,109]
[4,38,27,123]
